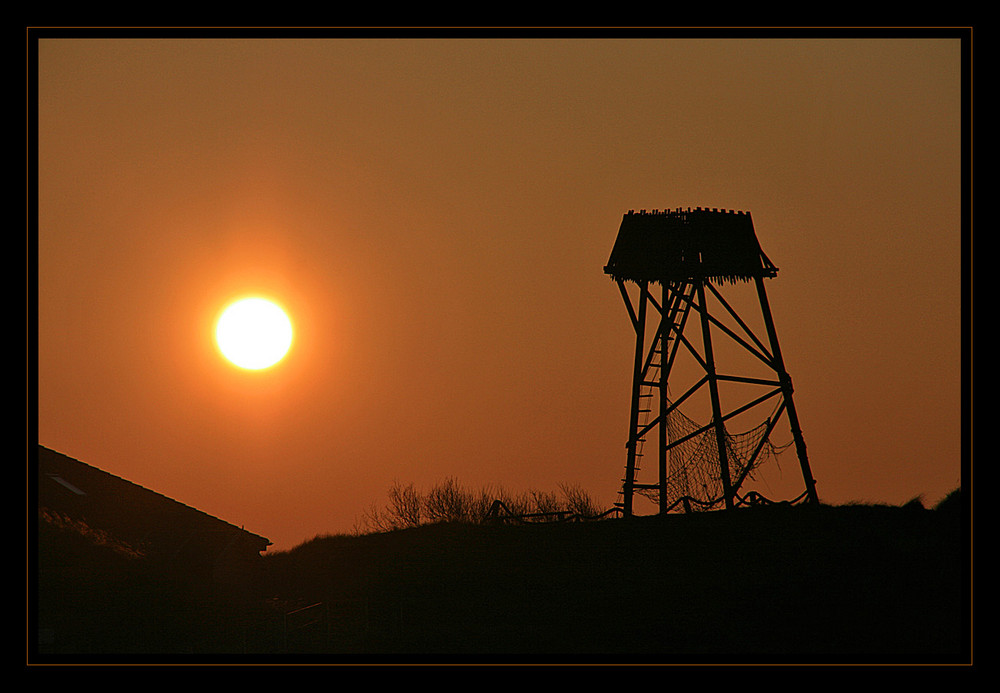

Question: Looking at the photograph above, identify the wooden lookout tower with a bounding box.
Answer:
[605,208,819,516]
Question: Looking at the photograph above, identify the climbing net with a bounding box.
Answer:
[632,401,794,511]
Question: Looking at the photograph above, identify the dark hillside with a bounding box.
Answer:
[260,499,968,662]
[33,496,968,662]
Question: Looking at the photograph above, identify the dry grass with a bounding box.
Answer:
[358,477,605,533]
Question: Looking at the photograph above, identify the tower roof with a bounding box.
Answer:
[604,208,777,285]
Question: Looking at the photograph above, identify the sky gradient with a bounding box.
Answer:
[34,33,967,551]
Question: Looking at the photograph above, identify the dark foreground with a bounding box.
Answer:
[33,498,970,664]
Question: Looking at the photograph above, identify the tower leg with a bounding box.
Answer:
[754,276,819,505]
[697,281,734,510]
[623,280,649,517]
[658,283,670,513]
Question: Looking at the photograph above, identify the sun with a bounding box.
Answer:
[215,297,294,370]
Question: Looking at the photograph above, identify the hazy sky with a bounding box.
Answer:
[34,33,966,551]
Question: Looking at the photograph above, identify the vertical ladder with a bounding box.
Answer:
[616,281,695,513]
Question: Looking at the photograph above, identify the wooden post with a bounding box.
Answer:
[623,280,649,517]
[754,275,819,505]
[658,283,670,513]
[698,280,734,510]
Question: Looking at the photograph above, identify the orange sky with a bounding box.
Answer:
[33,33,968,551]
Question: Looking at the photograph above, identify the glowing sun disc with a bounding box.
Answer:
[215,297,293,370]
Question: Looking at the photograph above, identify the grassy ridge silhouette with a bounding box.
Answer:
[257,487,966,659]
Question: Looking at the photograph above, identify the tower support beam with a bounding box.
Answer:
[658,283,670,513]
[697,281,735,510]
[622,280,649,517]
[754,275,819,505]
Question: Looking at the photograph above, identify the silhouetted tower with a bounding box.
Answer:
[605,208,819,516]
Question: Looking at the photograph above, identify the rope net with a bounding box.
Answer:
[630,402,793,511]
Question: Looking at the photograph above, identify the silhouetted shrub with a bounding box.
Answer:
[559,482,602,517]
[424,477,477,523]
[934,487,963,515]
[358,478,604,533]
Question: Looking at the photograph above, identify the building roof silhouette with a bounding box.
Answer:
[36,445,271,564]
[604,207,777,285]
